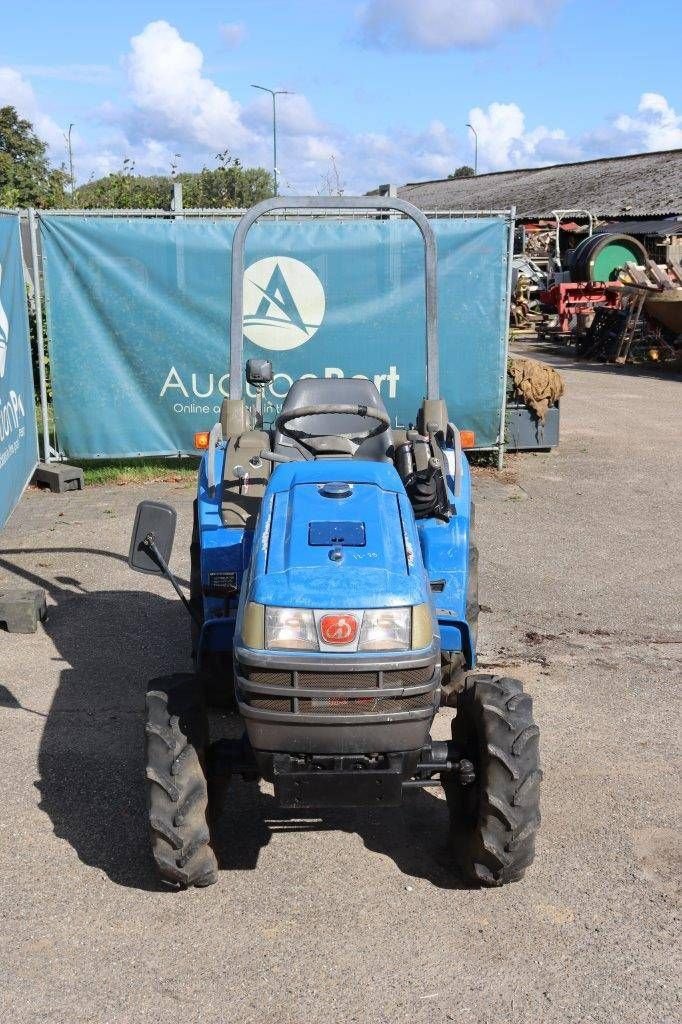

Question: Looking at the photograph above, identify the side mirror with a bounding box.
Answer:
[246,358,273,386]
[128,501,177,575]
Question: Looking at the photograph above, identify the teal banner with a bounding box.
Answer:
[0,212,38,528]
[40,214,511,458]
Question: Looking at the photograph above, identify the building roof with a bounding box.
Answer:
[398,149,682,219]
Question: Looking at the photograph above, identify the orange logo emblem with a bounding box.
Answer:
[320,614,358,645]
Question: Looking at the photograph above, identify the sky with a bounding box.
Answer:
[0,0,680,194]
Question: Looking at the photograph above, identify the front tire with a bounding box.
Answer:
[444,674,541,886]
[145,674,218,888]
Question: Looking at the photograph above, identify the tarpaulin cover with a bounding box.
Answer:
[0,212,38,528]
[40,214,511,458]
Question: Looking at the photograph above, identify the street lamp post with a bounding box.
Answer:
[466,122,478,176]
[65,123,75,193]
[251,84,292,197]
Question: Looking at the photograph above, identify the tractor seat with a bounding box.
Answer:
[273,377,393,462]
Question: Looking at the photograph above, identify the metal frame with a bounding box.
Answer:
[2,208,54,465]
[229,196,440,403]
[25,203,514,461]
[551,209,594,270]
[40,207,512,218]
[26,209,54,463]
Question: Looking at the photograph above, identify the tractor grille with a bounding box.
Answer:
[248,692,434,716]
[244,669,291,686]
[241,665,435,690]
[250,696,294,713]
[297,693,434,715]
[383,666,434,685]
[298,671,378,690]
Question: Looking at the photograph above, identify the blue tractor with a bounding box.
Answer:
[130,197,541,890]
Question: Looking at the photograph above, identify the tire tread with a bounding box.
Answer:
[145,674,218,889]
[444,673,542,887]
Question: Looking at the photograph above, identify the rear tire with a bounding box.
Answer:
[145,674,218,888]
[443,674,541,886]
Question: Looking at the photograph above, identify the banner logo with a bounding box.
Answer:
[0,263,9,378]
[243,256,325,351]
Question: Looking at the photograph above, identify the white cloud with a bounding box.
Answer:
[463,93,682,176]
[219,22,247,48]
[124,20,252,152]
[357,0,563,50]
[0,66,66,152]
[348,120,463,184]
[244,91,325,137]
[17,64,113,85]
[612,92,682,152]
[467,101,575,171]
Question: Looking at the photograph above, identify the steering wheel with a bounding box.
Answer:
[276,403,391,456]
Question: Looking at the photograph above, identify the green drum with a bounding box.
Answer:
[569,233,648,283]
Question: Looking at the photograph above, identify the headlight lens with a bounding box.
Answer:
[265,606,318,650]
[358,607,411,651]
[260,605,431,652]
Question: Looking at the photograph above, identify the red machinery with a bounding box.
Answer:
[538,281,621,333]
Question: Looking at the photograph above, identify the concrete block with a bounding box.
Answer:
[33,462,84,493]
[0,588,47,634]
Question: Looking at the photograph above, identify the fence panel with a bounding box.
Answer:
[0,211,38,528]
[40,211,512,458]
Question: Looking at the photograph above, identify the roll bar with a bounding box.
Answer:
[229,196,439,401]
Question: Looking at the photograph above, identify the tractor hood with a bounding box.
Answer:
[246,461,429,610]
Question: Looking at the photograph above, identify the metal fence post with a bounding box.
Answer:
[497,205,516,470]
[27,208,51,464]
[172,182,186,291]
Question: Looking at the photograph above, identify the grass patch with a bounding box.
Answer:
[79,457,199,487]
[33,405,200,486]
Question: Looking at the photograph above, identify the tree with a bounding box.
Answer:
[0,106,69,207]
[317,155,345,196]
[448,165,475,179]
[75,151,273,210]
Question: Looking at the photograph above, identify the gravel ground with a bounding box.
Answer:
[0,350,680,1024]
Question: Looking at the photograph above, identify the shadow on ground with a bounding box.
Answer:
[514,341,682,381]
[0,550,464,893]
[209,768,462,891]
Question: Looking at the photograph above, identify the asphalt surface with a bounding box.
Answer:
[0,348,680,1024]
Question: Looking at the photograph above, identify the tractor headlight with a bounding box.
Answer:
[358,608,411,651]
[250,603,434,653]
[265,606,318,650]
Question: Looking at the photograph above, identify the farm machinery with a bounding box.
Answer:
[129,196,542,889]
